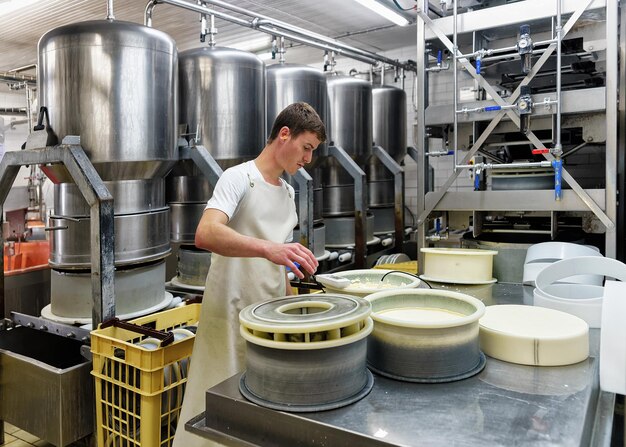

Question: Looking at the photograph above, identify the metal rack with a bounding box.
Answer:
[414,0,617,269]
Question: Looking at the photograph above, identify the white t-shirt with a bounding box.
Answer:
[205,160,296,242]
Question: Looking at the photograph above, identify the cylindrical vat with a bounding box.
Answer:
[38,20,178,182]
[266,63,328,151]
[368,85,406,212]
[326,75,372,159]
[54,179,165,216]
[239,294,373,412]
[46,261,170,322]
[365,289,486,382]
[49,209,170,268]
[372,85,407,164]
[323,75,372,217]
[266,63,328,230]
[324,213,375,247]
[176,247,211,287]
[179,47,265,169]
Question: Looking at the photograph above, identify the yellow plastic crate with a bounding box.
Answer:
[91,303,201,447]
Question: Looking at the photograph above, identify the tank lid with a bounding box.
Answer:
[38,20,176,55]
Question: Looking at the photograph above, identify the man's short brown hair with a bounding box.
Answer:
[268,102,327,144]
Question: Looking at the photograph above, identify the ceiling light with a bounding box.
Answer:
[0,0,39,16]
[352,0,410,26]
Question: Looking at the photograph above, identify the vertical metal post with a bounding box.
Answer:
[106,0,115,20]
[294,169,315,254]
[372,146,404,252]
[452,0,459,171]
[618,0,626,261]
[416,0,428,273]
[329,146,367,268]
[605,0,618,258]
[554,0,563,154]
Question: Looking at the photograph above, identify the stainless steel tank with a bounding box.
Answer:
[326,75,372,158]
[368,85,407,232]
[179,46,265,169]
[267,63,328,228]
[372,85,407,164]
[39,20,177,321]
[266,63,328,149]
[38,20,178,182]
[323,75,372,217]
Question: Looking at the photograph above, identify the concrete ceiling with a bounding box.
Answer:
[0,0,418,73]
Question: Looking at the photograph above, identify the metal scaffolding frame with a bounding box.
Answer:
[415,0,617,270]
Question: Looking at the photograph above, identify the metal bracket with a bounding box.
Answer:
[0,144,115,326]
[10,312,92,343]
[372,146,404,251]
[293,168,314,253]
[178,144,223,188]
[328,146,367,268]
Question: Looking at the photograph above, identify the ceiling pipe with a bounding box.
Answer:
[146,0,416,71]
[106,0,115,20]
[0,72,37,85]
[7,64,37,73]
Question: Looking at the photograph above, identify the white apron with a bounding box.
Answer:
[173,174,297,447]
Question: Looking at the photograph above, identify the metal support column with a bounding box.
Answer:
[372,146,404,252]
[604,0,618,258]
[416,0,428,274]
[328,146,367,268]
[293,168,315,253]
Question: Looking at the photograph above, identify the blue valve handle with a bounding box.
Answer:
[484,105,501,112]
[474,169,481,190]
[435,218,441,234]
[475,57,481,74]
[552,159,563,201]
[437,50,442,65]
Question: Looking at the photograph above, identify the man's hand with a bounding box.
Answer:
[263,242,318,279]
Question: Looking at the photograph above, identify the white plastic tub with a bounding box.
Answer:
[420,248,497,284]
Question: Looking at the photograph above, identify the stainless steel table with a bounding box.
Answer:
[187,283,615,446]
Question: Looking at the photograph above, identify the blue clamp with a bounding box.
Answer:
[476,57,481,75]
[552,159,563,201]
[437,50,442,66]
[474,169,481,190]
[484,105,501,112]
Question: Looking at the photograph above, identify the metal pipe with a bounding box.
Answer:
[457,160,552,170]
[148,0,414,70]
[0,72,36,84]
[7,64,37,73]
[25,86,33,132]
[257,24,380,65]
[460,38,557,59]
[453,0,458,172]
[106,0,115,20]
[208,14,217,47]
[144,0,157,26]
[278,36,286,63]
[0,108,27,115]
[554,0,563,155]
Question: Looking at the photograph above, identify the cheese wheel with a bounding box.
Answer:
[479,305,589,366]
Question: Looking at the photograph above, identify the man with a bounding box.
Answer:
[174,102,326,446]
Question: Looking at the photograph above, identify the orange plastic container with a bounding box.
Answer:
[3,241,49,275]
